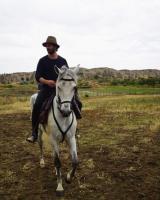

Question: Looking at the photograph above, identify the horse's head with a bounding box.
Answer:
[55,65,80,117]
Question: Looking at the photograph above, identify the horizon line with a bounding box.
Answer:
[0,66,160,74]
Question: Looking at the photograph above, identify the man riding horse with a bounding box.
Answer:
[26,36,82,143]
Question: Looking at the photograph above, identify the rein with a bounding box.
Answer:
[52,100,74,143]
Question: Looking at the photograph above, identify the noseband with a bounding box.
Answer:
[57,95,72,106]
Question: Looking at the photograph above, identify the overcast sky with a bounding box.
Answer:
[0,0,160,73]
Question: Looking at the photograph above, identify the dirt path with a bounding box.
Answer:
[0,111,160,200]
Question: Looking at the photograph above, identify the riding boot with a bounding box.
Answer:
[26,98,41,143]
[32,122,39,140]
[26,112,39,143]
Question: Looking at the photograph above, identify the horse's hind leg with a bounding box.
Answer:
[52,140,64,196]
[38,127,45,168]
[66,136,79,183]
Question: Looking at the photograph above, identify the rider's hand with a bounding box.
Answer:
[47,80,56,88]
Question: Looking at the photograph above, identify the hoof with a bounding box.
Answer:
[56,190,64,197]
[40,159,45,168]
[65,174,72,184]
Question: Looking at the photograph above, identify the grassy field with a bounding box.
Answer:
[1,83,160,96]
[80,85,160,96]
[0,84,160,199]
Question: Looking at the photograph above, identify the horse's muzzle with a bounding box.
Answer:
[61,110,72,117]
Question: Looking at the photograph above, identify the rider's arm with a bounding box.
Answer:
[35,58,43,83]
[39,77,56,87]
[35,59,56,88]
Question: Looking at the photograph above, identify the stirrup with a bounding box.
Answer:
[26,136,37,143]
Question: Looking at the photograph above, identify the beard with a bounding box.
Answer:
[47,48,56,55]
[47,46,57,55]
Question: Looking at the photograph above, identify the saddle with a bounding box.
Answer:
[39,92,82,124]
[39,95,54,124]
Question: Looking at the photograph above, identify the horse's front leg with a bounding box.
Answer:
[66,136,79,183]
[52,140,64,196]
[38,127,45,168]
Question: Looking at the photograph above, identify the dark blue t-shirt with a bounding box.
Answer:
[35,55,68,90]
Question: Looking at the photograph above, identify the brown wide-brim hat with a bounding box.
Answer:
[42,36,60,48]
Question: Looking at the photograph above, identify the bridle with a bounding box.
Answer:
[51,76,77,142]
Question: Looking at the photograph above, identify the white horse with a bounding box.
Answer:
[38,65,79,196]
[29,93,38,119]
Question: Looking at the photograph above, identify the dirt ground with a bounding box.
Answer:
[0,101,160,200]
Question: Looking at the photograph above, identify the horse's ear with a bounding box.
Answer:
[54,65,60,75]
[54,65,65,75]
[61,65,68,72]
[73,64,80,74]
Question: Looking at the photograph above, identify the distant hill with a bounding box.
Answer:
[0,72,36,84]
[0,67,160,84]
[78,67,160,80]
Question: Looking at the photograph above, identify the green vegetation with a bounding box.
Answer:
[80,85,160,97]
[110,77,160,86]
[90,76,160,87]
[1,83,160,98]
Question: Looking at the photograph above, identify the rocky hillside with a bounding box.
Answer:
[0,72,35,84]
[0,67,160,84]
[79,67,160,80]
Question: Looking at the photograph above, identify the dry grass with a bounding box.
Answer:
[0,96,30,114]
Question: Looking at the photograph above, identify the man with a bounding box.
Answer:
[26,36,81,143]
[27,36,68,143]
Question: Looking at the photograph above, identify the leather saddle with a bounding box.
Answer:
[39,93,82,124]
